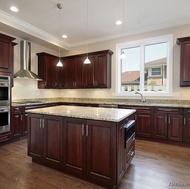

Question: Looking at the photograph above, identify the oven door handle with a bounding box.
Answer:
[124,120,135,130]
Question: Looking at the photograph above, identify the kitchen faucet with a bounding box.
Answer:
[135,91,145,102]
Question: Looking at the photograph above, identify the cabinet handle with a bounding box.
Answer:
[165,116,167,123]
[21,115,23,121]
[168,117,170,124]
[82,124,85,135]
[42,119,45,128]
[184,117,186,125]
[40,119,42,128]
[86,125,88,136]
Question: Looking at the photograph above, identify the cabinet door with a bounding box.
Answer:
[83,55,96,88]
[11,113,22,138]
[74,56,84,88]
[27,114,43,159]
[37,53,57,88]
[179,42,190,86]
[62,118,86,175]
[55,65,66,88]
[95,53,110,88]
[44,115,62,167]
[0,33,16,73]
[22,113,28,136]
[154,113,168,139]
[168,114,183,142]
[136,113,153,137]
[184,115,190,143]
[86,120,116,185]
[65,58,75,88]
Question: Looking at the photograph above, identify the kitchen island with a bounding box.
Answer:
[26,105,136,188]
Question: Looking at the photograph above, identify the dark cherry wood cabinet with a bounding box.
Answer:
[154,107,183,142]
[83,50,113,88]
[27,111,135,188]
[28,114,62,168]
[183,108,190,143]
[0,33,17,87]
[63,56,84,88]
[11,104,52,139]
[37,50,113,89]
[62,117,117,186]
[37,52,58,89]
[11,106,23,139]
[62,118,86,175]
[119,105,154,138]
[55,58,67,88]
[177,37,190,87]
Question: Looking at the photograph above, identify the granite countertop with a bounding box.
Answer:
[26,105,136,122]
[12,98,190,108]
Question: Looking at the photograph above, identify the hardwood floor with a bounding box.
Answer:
[0,139,189,189]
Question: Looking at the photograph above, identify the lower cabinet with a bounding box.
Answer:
[119,105,153,138]
[11,106,23,138]
[62,118,117,186]
[27,113,134,188]
[154,107,183,142]
[27,114,62,168]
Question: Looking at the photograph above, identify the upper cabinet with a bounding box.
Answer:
[37,49,113,89]
[83,50,113,88]
[0,33,17,87]
[37,52,64,89]
[177,37,190,87]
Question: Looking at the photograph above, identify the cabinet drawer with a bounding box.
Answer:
[154,107,183,114]
[11,106,23,113]
[125,142,135,170]
[184,108,190,115]
[119,105,153,113]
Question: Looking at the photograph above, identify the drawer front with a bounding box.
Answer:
[184,108,190,115]
[119,105,152,113]
[11,106,23,113]
[155,107,183,114]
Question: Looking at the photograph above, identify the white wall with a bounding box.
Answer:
[11,24,190,100]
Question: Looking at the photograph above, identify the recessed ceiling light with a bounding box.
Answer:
[10,6,19,12]
[116,20,122,25]
[62,35,67,38]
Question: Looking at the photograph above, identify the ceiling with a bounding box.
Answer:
[1,0,190,50]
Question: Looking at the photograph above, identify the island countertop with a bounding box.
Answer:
[26,105,136,122]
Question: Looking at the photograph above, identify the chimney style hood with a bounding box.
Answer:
[14,40,42,80]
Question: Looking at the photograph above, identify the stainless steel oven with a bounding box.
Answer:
[0,75,10,133]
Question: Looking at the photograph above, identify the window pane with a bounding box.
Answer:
[121,46,140,92]
[145,43,167,92]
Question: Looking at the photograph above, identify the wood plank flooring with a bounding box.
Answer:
[0,139,189,189]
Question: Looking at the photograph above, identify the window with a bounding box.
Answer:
[151,68,161,76]
[116,35,173,96]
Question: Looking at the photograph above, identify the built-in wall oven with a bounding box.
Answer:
[0,75,10,134]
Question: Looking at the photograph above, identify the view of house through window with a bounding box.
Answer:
[121,41,168,93]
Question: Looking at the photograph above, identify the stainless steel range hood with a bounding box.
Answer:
[14,40,42,81]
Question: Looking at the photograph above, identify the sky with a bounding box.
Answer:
[122,42,167,72]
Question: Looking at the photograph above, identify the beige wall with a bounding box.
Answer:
[12,37,61,100]
[11,24,190,100]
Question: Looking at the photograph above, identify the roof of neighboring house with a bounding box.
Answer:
[122,71,140,82]
[145,57,166,67]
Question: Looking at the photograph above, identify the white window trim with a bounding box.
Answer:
[114,34,175,97]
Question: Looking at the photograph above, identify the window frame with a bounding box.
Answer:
[115,34,174,97]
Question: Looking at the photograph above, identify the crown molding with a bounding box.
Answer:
[0,10,70,50]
